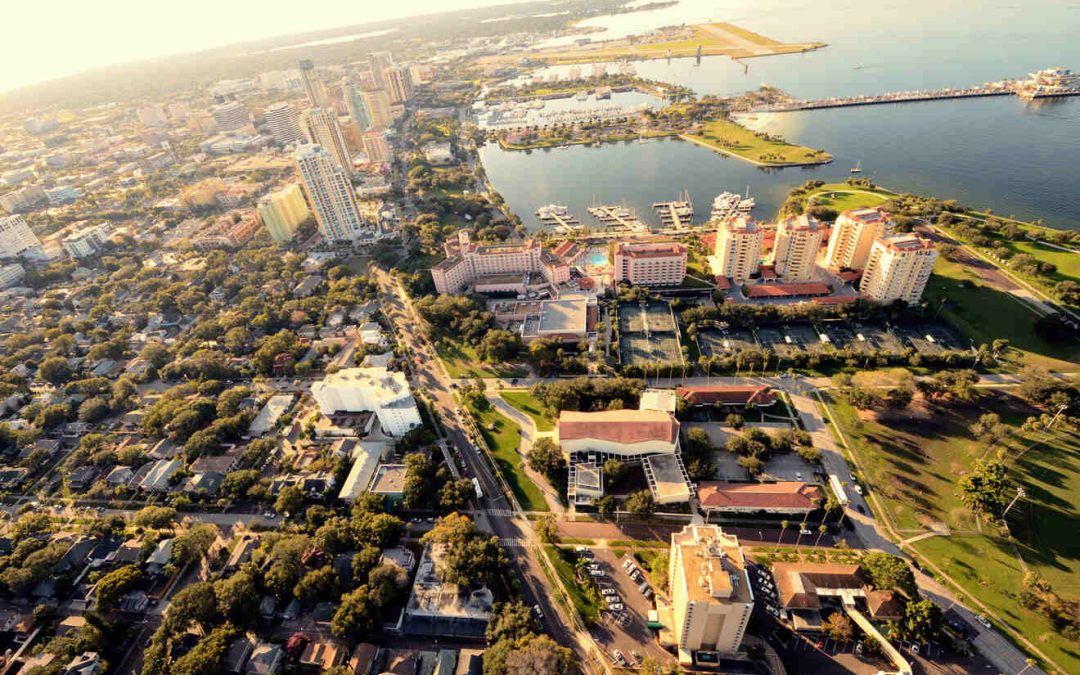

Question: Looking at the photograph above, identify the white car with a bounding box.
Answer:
[609,603,625,611]
[853,484,864,495]
[975,615,992,629]
[605,595,621,605]
[600,588,617,596]
[588,569,606,577]
[800,528,812,536]
[795,472,803,481]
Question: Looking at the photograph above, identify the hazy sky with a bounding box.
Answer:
[2,0,519,93]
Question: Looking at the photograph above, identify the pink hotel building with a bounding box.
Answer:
[613,241,688,286]
[431,231,570,295]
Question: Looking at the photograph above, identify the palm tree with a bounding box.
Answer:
[793,515,809,554]
[775,520,789,552]
[813,524,828,549]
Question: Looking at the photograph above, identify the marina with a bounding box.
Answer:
[536,204,585,234]
[652,192,694,229]
[587,203,651,232]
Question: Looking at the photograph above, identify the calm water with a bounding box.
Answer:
[482,0,1080,230]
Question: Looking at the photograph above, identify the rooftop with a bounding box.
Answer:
[537,296,590,335]
[697,481,822,511]
[369,464,407,495]
[745,282,830,298]
[672,525,751,604]
[676,385,776,407]
[558,409,679,445]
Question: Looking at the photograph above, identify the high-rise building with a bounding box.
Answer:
[136,105,169,128]
[61,223,110,259]
[385,65,414,104]
[299,59,330,108]
[0,215,45,260]
[773,214,824,281]
[613,242,687,286]
[711,215,764,282]
[361,88,392,129]
[368,51,394,89]
[265,101,304,146]
[303,108,354,178]
[667,524,753,664]
[258,184,311,243]
[823,207,892,271]
[295,144,367,244]
[361,131,390,164]
[210,101,250,132]
[342,80,371,131]
[859,234,938,305]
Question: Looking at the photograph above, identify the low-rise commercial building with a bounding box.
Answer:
[61,223,110,259]
[614,241,688,286]
[311,367,422,437]
[697,481,822,516]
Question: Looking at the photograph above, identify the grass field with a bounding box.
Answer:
[923,256,1080,371]
[499,389,555,432]
[466,399,549,512]
[684,119,832,166]
[807,186,893,212]
[437,339,527,379]
[543,545,600,624]
[829,392,1080,674]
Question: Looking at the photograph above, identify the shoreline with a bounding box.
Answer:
[678,132,834,168]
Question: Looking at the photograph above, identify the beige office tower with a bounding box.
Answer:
[385,65,414,104]
[362,88,392,129]
[711,215,764,282]
[265,101,304,146]
[295,144,366,243]
[299,59,330,108]
[361,131,390,164]
[823,207,892,271]
[302,108,354,178]
[667,525,754,664]
[773,214,824,281]
[859,234,938,304]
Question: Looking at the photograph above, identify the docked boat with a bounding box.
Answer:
[710,191,755,220]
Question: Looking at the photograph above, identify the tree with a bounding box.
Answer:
[969,412,1010,445]
[275,485,304,516]
[37,356,73,385]
[958,457,1011,518]
[215,568,259,624]
[78,397,110,423]
[171,524,217,566]
[222,469,260,499]
[95,565,142,611]
[486,602,538,644]
[439,478,475,511]
[737,454,764,476]
[295,566,342,604]
[485,635,575,675]
[351,511,405,549]
[860,552,917,596]
[899,598,943,642]
[596,495,615,515]
[164,581,219,634]
[402,452,437,509]
[331,586,381,638]
[624,490,656,518]
[134,505,177,529]
[526,438,564,477]
[536,514,559,543]
[170,624,238,675]
[823,612,854,642]
[421,513,508,589]
[476,329,522,363]
[725,413,744,429]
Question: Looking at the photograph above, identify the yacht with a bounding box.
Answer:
[710,191,755,220]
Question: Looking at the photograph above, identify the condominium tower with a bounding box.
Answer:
[773,214,824,281]
[299,59,330,108]
[711,216,764,282]
[265,102,304,146]
[302,108,354,178]
[0,215,45,260]
[859,234,938,304]
[258,184,311,243]
[295,144,366,243]
[342,80,371,131]
[613,241,688,286]
[368,51,394,89]
[823,207,892,271]
[385,65,414,104]
[362,88,392,129]
[210,101,249,132]
[361,131,390,164]
[667,524,754,664]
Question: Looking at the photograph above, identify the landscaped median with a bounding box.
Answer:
[463,397,549,512]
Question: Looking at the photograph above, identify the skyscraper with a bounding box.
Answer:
[258,184,311,243]
[299,59,330,108]
[302,108,354,178]
[711,215,764,282]
[859,234,938,305]
[361,88,392,129]
[295,144,367,244]
[342,79,371,131]
[385,65,414,104]
[361,131,390,164]
[368,51,394,89]
[265,101,304,146]
[773,214,824,281]
[210,101,250,132]
[823,207,893,271]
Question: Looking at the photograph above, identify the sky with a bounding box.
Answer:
[2,0,520,93]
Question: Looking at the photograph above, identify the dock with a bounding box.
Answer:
[587,204,651,232]
[653,194,694,229]
[536,204,584,234]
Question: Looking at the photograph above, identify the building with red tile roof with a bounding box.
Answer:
[745,282,830,299]
[697,481,821,515]
[676,385,776,408]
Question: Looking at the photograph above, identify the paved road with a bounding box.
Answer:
[372,265,603,674]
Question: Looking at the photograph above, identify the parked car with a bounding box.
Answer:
[609,603,625,611]
[800,528,813,536]
[975,615,992,629]
[612,650,626,666]
[601,588,617,596]
[605,595,621,605]
[588,569,605,577]
[533,604,544,621]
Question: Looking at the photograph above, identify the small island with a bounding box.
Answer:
[681,118,833,167]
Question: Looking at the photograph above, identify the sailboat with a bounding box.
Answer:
[850,160,862,175]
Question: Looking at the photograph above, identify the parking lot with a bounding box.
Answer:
[574,547,675,669]
[696,328,758,357]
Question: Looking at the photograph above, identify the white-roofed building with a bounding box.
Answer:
[337,441,388,502]
[311,367,422,437]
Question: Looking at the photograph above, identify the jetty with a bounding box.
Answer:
[653,192,694,229]
[536,204,584,233]
[587,204,651,232]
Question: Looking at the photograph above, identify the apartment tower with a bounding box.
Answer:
[258,184,311,243]
[295,144,366,243]
[859,234,938,304]
[773,214,824,281]
[265,102,304,146]
[613,241,688,286]
[299,59,330,108]
[823,207,892,271]
[711,215,764,282]
[303,108,354,178]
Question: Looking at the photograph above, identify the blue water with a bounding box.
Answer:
[481,0,1080,230]
[586,252,609,266]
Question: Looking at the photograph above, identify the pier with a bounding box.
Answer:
[536,205,584,234]
[587,204,651,232]
[653,193,694,229]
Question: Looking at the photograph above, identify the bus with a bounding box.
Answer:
[828,474,850,506]
[472,477,483,500]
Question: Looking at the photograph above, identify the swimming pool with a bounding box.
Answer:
[586,252,608,267]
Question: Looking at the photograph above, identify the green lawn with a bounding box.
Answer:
[830,391,1080,674]
[924,256,1080,371]
[499,390,554,432]
[394,252,444,274]
[543,545,600,624]
[437,339,527,379]
[685,119,832,166]
[807,186,893,213]
[466,399,549,511]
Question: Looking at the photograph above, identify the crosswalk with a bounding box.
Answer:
[498,537,526,548]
